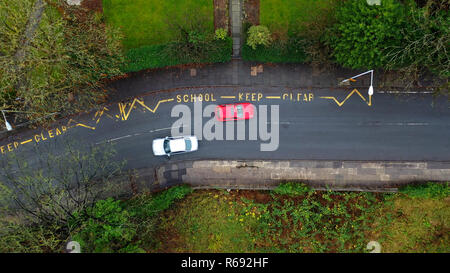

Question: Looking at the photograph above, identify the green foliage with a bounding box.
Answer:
[0,1,124,122]
[0,219,64,253]
[215,28,228,40]
[273,182,312,196]
[385,2,450,79]
[152,185,193,211]
[242,38,306,63]
[71,198,142,253]
[242,21,306,63]
[124,37,232,72]
[326,0,411,69]
[399,182,449,199]
[124,44,175,72]
[0,183,193,253]
[128,185,193,218]
[70,185,193,253]
[246,25,273,50]
[240,190,381,252]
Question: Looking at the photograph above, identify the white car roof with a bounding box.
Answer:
[169,139,186,153]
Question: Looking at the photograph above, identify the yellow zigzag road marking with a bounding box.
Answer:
[67,119,96,130]
[320,89,372,107]
[66,98,175,130]
[93,107,109,124]
[118,98,174,121]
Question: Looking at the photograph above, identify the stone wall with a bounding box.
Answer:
[145,160,450,192]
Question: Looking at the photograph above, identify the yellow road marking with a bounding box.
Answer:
[94,107,109,124]
[20,139,32,145]
[320,89,372,107]
[76,123,96,130]
[119,98,174,120]
[67,119,96,130]
[3,97,177,154]
[220,96,236,99]
[266,96,281,99]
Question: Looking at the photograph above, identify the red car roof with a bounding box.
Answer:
[215,103,254,121]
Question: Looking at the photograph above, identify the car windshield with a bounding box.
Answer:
[226,105,234,117]
[185,139,192,151]
[163,139,170,154]
[236,105,244,118]
[216,108,222,119]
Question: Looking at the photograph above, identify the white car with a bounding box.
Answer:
[152,136,198,157]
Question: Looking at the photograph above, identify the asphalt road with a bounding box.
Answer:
[1,86,449,171]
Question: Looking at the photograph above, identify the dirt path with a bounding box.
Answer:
[214,0,229,30]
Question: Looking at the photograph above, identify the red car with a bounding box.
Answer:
[215,103,255,121]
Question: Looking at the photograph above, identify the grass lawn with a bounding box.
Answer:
[260,0,338,38]
[102,0,214,50]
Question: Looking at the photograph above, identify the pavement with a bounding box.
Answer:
[107,60,438,104]
[0,60,449,191]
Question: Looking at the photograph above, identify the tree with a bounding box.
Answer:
[0,0,124,123]
[0,138,125,227]
[385,1,449,80]
[326,0,411,69]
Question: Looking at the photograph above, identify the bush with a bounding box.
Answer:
[273,182,312,196]
[71,198,142,253]
[326,0,411,69]
[0,220,64,253]
[215,28,228,40]
[246,25,273,50]
[242,38,306,63]
[70,185,192,253]
[128,185,193,218]
[399,182,449,199]
[124,44,176,72]
[385,2,449,79]
[124,37,232,72]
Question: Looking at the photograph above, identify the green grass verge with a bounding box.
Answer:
[102,0,214,50]
[371,185,450,252]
